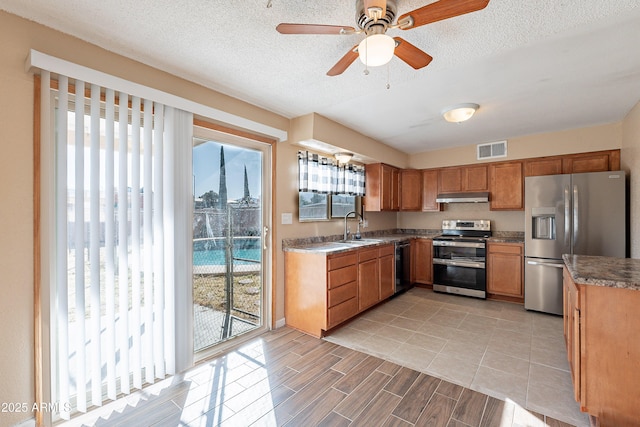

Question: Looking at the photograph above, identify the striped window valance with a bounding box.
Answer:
[298,151,365,196]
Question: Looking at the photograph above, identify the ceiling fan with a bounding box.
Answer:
[276,0,490,76]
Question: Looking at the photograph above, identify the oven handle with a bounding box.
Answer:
[433,258,485,269]
[433,241,485,249]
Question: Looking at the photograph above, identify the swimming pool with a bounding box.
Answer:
[193,238,261,266]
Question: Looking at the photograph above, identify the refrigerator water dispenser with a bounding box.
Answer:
[531,207,556,240]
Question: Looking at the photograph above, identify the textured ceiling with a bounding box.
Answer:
[3,0,640,153]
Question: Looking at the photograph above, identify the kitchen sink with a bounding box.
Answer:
[337,238,384,246]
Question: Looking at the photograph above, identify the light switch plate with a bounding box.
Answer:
[281,212,293,225]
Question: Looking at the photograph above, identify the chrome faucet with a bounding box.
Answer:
[344,211,363,240]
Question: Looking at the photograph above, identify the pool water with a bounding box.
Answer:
[193,248,261,266]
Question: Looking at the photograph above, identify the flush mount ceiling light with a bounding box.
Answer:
[442,103,480,123]
[334,152,354,164]
[358,34,396,67]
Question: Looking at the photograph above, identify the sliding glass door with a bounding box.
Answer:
[192,128,271,357]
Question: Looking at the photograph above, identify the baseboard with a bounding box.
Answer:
[13,417,35,427]
[275,318,286,329]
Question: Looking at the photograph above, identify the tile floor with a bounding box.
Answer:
[69,321,578,427]
[324,287,589,427]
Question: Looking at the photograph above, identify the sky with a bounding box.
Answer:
[193,140,262,200]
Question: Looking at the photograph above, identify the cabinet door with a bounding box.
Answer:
[391,167,400,211]
[438,167,462,193]
[563,267,581,403]
[421,169,441,212]
[400,169,422,211]
[562,151,615,174]
[379,253,395,300]
[525,157,563,177]
[463,165,488,191]
[487,243,523,298]
[489,161,524,210]
[412,238,433,284]
[358,258,379,311]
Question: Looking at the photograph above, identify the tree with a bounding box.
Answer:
[218,146,228,209]
[243,165,251,201]
[200,190,219,208]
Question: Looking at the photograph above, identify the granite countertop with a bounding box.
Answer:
[563,254,640,291]
[283,229,523,254]
[283,234,415,254]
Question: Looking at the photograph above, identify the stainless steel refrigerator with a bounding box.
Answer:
[524,170,626,315]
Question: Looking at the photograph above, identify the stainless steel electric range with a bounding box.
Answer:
[432,219,491,299]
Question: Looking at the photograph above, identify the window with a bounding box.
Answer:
[331,194,357,218]
[299,191,329,221]
[297,151,364,221]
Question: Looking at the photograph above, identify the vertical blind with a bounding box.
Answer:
[45,72,192,419]
[298,151,365,196]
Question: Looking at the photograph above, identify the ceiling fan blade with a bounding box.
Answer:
[393,37,433,69]
[276,23,355,35]
[327,46,359,76]
[364,0,387,19]
[398,0,490,30]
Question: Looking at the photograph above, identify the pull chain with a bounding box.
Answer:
[386,62,391,89]
[363,36,369,75]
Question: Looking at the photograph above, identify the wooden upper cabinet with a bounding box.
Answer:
[438,165,488,193]
[400,169,422,211]
[438,167,463,193]
[524,157,563,177]
[463,165,489,191]
[526,149,621,177]
[562,150,620,174]
[365,163,399,212]
[489,161,524,210]
[421,169,441,212]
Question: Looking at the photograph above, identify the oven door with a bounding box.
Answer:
[433,241,486,298]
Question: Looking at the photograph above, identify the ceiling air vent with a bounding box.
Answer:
[477,140,507,160]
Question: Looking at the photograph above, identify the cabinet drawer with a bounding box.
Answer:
[328,281,357,308]
[327,297,358,328]
[489,243,523,255]
[328,252,357,271]
[359,247,379,262]
[379,244,395,257]
[328,265,357,289]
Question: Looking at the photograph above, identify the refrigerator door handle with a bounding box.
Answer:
[573,184,579,248]
[527,260,564,268]
[564,186,571,248]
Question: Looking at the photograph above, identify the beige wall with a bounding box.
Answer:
[409,122,622,169]
[0,11,290,426]
[621,101,640,258]
[399,123,624,232]
[2,8,639,426]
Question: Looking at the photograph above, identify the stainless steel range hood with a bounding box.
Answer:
[436,192,490,203]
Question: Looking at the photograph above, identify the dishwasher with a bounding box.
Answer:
[394,241,412,294]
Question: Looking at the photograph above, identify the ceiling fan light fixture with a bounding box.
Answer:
[442,103,480,123]
[334,152,354,164]
[358,34,395,67]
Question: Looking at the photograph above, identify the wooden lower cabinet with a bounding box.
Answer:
[358,248,380,311]
[487,242,523,300]
[411,238,433,285]
[285,244,395,337]
[563,268,640,425]
[379,245,395,300]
